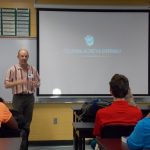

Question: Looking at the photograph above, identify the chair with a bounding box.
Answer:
[0,126,20,137]
[101,124,135,138]
[97,125,135,150]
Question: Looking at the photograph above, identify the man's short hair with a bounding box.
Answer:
[109,74,129,98]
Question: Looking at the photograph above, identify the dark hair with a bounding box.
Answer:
[109,74,129,98]
[0,97,4,102]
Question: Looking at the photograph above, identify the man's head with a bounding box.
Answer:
[17,48,29,67]
[109,74,129,98]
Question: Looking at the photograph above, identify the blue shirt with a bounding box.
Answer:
[127,117,150,150]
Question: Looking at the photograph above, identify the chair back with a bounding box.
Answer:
[101,125,135,138]
[0,125,20,137]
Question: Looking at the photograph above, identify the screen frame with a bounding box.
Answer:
[36,8,150,97]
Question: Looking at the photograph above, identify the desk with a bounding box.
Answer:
[72,122,94,150]
[96,136,129,150]
[139,105,150,116]
[0,137,22,150]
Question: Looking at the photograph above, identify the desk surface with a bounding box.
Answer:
[72,106,82,111]
[72,122,94,129]
[96,136,128,150]
[0,137,22,150]
[72,105,150,115]
[72,122,94,139]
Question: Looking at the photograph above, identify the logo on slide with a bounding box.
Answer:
[84,35,94,47]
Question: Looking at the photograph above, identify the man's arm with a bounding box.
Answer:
[146,112,150,117]
[33,67,40,88]
[125,88,136,106]
[4,80,26,89]
[4,67,27,89]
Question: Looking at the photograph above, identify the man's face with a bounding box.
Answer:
[17,50,29,65]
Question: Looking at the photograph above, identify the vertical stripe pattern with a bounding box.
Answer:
[5,64,40,95]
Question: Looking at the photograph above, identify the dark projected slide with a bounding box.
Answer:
[37,9,149,96]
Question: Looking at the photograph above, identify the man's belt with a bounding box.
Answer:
[14,93,33,96]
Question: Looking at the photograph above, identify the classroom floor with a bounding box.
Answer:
[28,145,93,150]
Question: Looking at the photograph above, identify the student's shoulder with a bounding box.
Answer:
[140,117,150,124]
[98,105,112,114]
[134,118,146,130]
[0,102,9,110]
[0,102,5,107]
[129,105,141,111]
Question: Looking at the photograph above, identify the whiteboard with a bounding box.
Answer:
[0,38,36,102]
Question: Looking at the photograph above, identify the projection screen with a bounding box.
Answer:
[37,9,149,96]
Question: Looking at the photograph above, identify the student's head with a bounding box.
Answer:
[109,74,129,98]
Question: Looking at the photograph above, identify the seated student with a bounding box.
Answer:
[127,112,150,150]
[125,88,137,106]
[0,97,19,137]
[0,98,18,130]
[93,74,143,136]
[0,98,27,150]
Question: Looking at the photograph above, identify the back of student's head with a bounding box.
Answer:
[109,74,129,98]
[0,97,4,103]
